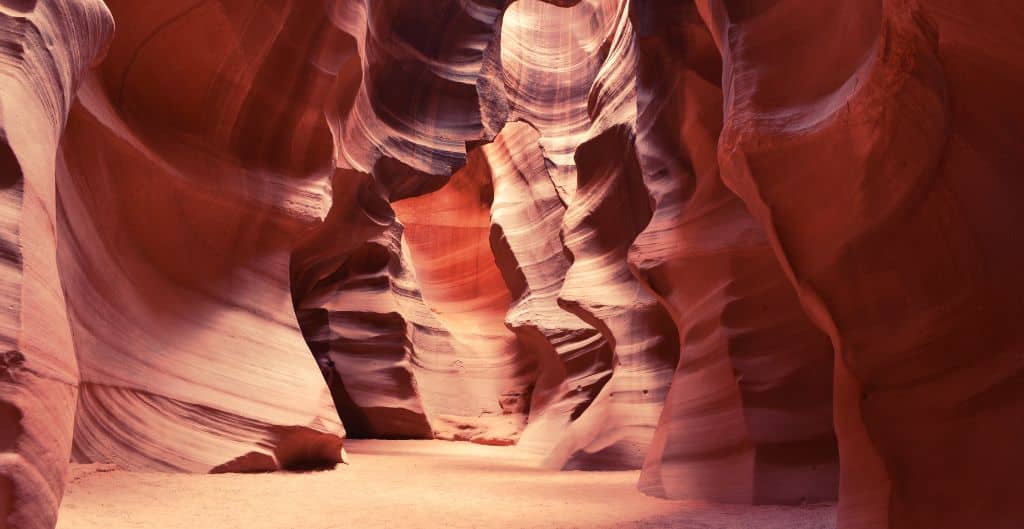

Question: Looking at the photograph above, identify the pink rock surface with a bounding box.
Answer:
[486,122,616,460]
[392,152,538,444]
[291,170,432,440]
[0,2,112,528]
[629,2,836,504]
[54,0,346,474]
[0,1,1021,529]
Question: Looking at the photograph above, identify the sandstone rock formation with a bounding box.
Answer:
[706,1,1024,527]
[56,0,347,474]
[0,2,112,528]
[291,171,433,440]
[0,1,1021,529]
[629,2,837,504]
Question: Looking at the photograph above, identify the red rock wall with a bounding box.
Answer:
[630,1,837,505]
[392,152,539,444]
[486,122,617,462]
[291,170,433,440]
[0,1,1021,529]
[705,1,1024,527]
[0,2,112,528]
[56,0,348,473]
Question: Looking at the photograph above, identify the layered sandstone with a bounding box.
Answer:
[629,2,837,505]
[706,1,1024,527]
[0,2,112,528]
[53,0,348,475]
[1,2,1021,529]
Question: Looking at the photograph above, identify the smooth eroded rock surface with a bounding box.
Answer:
[57,0,347,473]
[2,2,1021,529]
[0,2,112,528]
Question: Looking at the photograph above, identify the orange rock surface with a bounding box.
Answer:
[0,1,1021,529]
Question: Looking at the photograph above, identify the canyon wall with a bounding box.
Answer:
[629,2,837,504]
[0,2,112,528]
[705,1,1024,527]
[0,1,1021,529]
[56,0,347,475]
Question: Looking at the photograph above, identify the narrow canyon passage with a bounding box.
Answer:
[0,1,1021,529]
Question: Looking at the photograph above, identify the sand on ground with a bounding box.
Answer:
[55,440,836,529]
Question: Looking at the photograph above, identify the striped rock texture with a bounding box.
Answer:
[705,1,1024,527]
[1,1,1022,529]
[55,0,348,476]
[629,2,837,504]
[0,2,113,528]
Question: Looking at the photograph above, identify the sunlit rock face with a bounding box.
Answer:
[0,2,113,529]
[291,170,433,440]
[1,1,1022,529]
[629,2,837,505]
[55,0,347,475]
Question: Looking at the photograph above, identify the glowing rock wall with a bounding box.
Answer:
[1,2,1021,529]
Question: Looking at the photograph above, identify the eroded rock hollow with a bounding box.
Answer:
[0,1,1021,529]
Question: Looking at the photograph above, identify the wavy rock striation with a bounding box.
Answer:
[629,2,837,505]
[291,170,432,440]
[480,0,681,469]
[391,149,538,444]
[485,122,616,461]
[0,2,112,528]
[2,1,1022,529]
[56,0,348,473]
[706,1,1024,527]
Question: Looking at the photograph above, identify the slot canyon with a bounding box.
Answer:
[0,1,1021,528]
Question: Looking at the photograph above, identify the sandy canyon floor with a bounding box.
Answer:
[55,440,837,529]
